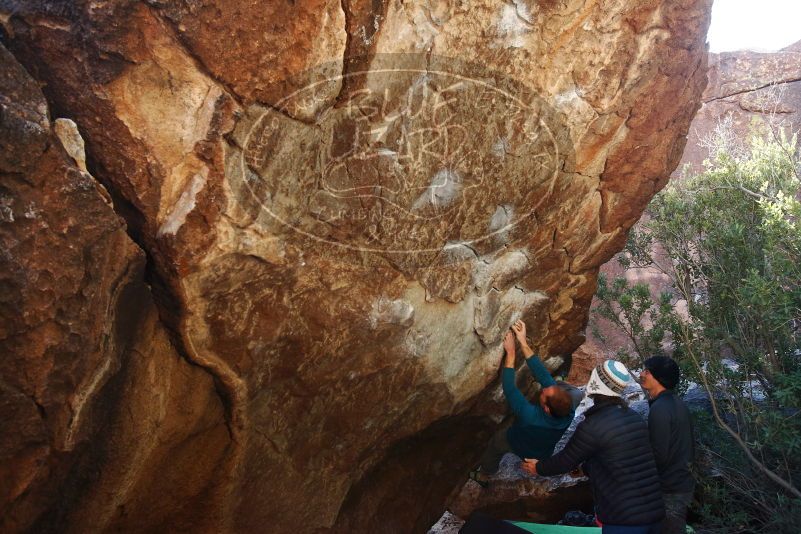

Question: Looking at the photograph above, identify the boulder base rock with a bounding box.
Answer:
[1,1,711,532]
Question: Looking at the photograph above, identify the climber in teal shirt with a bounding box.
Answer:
[469,320,583,488]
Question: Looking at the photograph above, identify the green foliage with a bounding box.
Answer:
[591,130,801,532]
[593,274,675,369]
[692,410,801,534]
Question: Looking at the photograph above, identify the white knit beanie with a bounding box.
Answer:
[586,360,632,397]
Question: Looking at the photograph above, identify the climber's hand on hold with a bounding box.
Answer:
[512,319,527,344]
[521,458,538,476]
[512,320,535,358]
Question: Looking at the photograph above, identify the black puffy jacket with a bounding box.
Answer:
[537,397,665,526]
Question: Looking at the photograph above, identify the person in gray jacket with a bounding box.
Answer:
[640,356,696,534]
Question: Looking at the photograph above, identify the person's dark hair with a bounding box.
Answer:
[643,356,680,390]
[547,388,572,418]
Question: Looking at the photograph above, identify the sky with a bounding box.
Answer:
[708,0,801,52]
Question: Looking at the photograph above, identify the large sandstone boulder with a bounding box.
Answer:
[0,1,711,532]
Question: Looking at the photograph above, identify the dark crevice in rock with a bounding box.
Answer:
[141,251,243,448]
[728,80,801,115]
[338,0,354,106]
[335,0,390,106]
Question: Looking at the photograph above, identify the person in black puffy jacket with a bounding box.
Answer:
[522,360,665,534]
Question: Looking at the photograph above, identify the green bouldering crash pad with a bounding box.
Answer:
[507,522,601,534]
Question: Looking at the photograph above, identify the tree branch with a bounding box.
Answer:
[680,321,801,499]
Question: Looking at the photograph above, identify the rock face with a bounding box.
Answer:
[583,41,801,368]
[0,1,711,532]
[0,43,230,533]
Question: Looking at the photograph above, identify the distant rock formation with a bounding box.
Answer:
[0,1,711,532]
[682,41,801,175]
